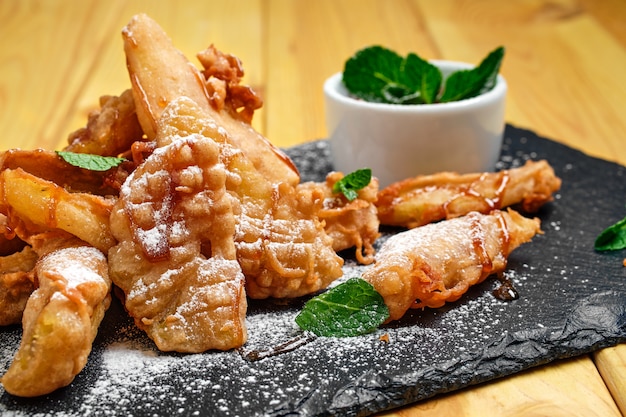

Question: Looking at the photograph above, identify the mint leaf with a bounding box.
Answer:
[295,277,389,337]
[595,215,626,251]
[56,151,126,171]
[401,53,442,104]
[343,46,442,105]
[439,46,505,103]
[343,46,404,103]
[332,168,372,201]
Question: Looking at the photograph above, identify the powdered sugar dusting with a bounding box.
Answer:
[43,246,108,289]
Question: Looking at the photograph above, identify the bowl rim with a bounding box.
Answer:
[323,60,507,113]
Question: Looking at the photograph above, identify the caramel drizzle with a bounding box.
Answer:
[469,210,511,278]
[489,170,511,210]
[443,169,511,217]
[239,331,317,362]
[469,214,494,276]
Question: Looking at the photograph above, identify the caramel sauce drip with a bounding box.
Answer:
[495,210,511,257]
[444,169,511,217]
[493,274,520,301]
[240,331,316,362]
[492,211,517,301]
[470,210,512,283]
[487,170,511,210]
[469,214,494,276]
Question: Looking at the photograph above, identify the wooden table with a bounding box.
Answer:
[1,1,624,415]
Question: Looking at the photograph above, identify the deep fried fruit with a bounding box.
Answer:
[157,97,344,299]
[0,148,119,196]
[299,171,380,264]
[239,180,344,299]
[122,13,299,186]
[0,167,116,253]
[0,246,37,326]
[363,209,541,321]
[1,239,111,397]
[108,114,247,352]
[376,160,561,228]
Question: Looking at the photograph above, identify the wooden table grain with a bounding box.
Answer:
[1,1,624,416]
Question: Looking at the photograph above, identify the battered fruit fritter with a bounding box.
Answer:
[363,209,541,321]
[119,12,345,297]
[299,171,381,264]
[376,160,561,228]
[122,13,300,187]
[107,110,247,353]
[0,163,116,254]
[1,238,111,397]
[238,178,344,299]
[156,98,344,300]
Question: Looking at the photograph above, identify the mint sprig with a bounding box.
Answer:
[295,277,389,337]
[332,168,372,201]
[439,46,505,102]
[595,215,626,251]
[56,151,126,171]
[342,45,504,105]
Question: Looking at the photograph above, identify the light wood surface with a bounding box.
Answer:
[1,1,624,416]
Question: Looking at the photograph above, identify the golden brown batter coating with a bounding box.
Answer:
[122,13,299,186]
[363,209,541,321]
[154,97,344,300]
[376,160,561,228]
[299,171,381,265]
[108,107,247,352]
[0,246,37,326]
[1,239,111,397]
[65,89,145,157]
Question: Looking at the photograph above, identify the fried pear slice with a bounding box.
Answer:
[363,209,541,321]
[108,109,247,352]
[376,160,561,228]
[298,171,381,265]
[156,98,344,300]
[122,13,299,186]
[0,148,118,196]
[0,246,37,326]
[1,238,111,397]
[0,168,116,253]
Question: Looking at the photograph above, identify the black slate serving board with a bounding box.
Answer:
[1,124,625,416]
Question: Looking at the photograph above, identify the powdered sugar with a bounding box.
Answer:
[43,246,108,289]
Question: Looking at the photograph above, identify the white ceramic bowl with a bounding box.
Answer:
[324,61,507,188]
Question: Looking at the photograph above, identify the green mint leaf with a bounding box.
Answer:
[343,45,404,103]
[56,151,126,171]
[332,168,372,201]
[343,46,443,105]
[295,277,389,337]
[439,46,505,103]
[401,52,442,104]
[594,215,626,251]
